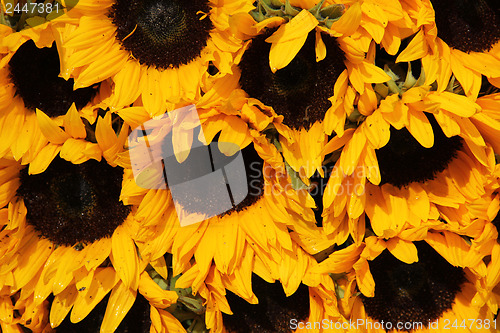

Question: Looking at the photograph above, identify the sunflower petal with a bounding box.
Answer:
[386,238,418,264]
[110,226,139,290]
[267,10,318,72]
[101,281,136,333]
[36,109,70,144]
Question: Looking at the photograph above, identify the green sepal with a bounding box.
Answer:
[308,0,326,16]
[284,0,300,16]
[320,4,345,20]
[260,0,283,16]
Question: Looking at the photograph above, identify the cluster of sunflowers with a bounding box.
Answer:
[1,0,500,332]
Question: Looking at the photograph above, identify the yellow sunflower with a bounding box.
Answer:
[0,123,181,331]
[313,231,498,333]
[397,0,500,99]
[0,22,110,165]
[201,0,393,181]
[126,131,321,290]
[321,73,500,242]
[58,0,253,117]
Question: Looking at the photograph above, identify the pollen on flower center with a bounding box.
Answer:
[8,41,99,117]
[111,0,213,69]
[431,0,500,53]
[238,28,346,130]
[375,113,463,188]
[16,158,131,246]
[361,242,466,328]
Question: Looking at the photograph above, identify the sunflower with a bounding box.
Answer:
[129,131,321,288]
[320,65,500,242]
[201,0,393,180]
[397,0,500,99]
[0,22,109,165]
[58,0,253,117]
[0,127,182,332]
[313,231,498,333]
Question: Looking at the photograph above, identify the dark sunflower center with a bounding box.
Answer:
[361,242,466,329]
[238,29,346,130]
[161,137,265,217]
[273,56,312,96]
[111,0,213,69]
[55,294,151,332]
[375,113,463,188]
[223,275,310,333]
[137,1,186,43]
[50,174,97,220]
[16,157,130,246]
[8,41,99,117]
[431,0,500,53]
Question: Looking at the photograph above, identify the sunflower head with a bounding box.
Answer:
[110,0,213,69]
[375,113,463,188]
[238,28,345,129]
[16,157,130,246]
[431,0,500,53]
[8,40,99,117]
[223,275,310,333]
[360,241,466,327]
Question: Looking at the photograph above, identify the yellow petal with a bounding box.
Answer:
[95,113,117,152]
[396,29,428,63]
[408,184,430,221]
[75,46,128,89]
[100,281,136,333]
[117,107,150,129]
[50,285,78,328]
[110,226,139,290]
[425,232,482,268]
[339,129,366,175]
[111,62,142,108]
[70,268,118,323]
[218,117,252,154]
[330,2,362,36]
[266,10,318,72]
[63,104,86,139]
[60,139,93,164]
[138,272,178,308]
[362,111,390,149]
[315,29,326,62]
[406,108,434,148]
[386,238,418,264]
[364,147,381,185]
[320,128,354,155]
[354,259,375,297]
[427,91,480,117]
[28,143,61,175]
[36,109,70,144]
